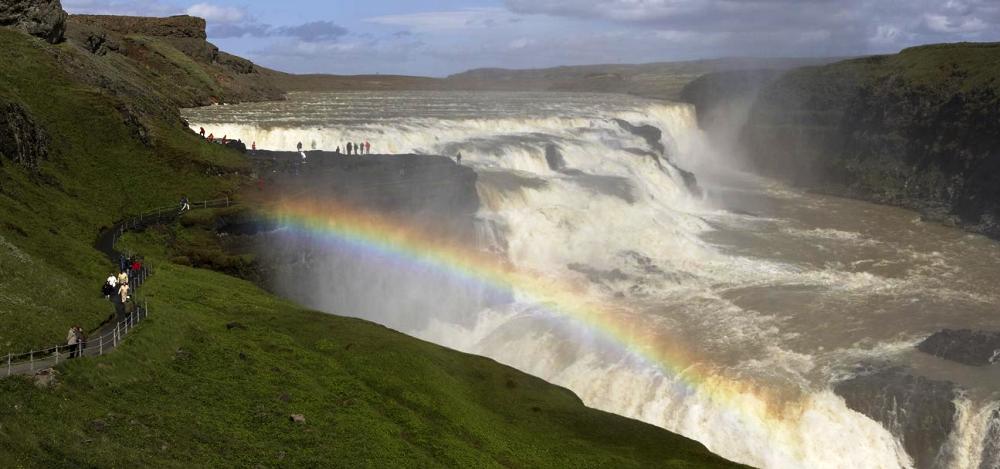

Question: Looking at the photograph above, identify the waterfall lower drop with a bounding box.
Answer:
[186,92,1000,469]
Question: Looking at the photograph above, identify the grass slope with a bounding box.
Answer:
[0,262,740,468]
[0,28,240,353]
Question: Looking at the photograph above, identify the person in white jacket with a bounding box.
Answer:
[67,327,79,358]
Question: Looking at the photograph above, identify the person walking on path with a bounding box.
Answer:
[67,326,79,359]
[365,141,371,155]
[180,196,191,213]
[130,258,142,287]
[118,282,130,305]
[102,278,114,299]
[76,327,86,358]
[117,270,129,288]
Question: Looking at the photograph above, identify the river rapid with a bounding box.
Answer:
[184,91,1000,469]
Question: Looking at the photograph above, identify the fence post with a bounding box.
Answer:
[113,324,118,348]
[99,334,104,356]
[55,345,59,365]
[6,354,10,377]
[29,350,34,372]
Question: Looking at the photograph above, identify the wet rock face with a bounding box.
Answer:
[613,118,666,156]
[917,329,1000,366]
[544,144,566,171]
[981,409,1000,469]
[834,367,958,469]
[918,329,1000,366]
[0,100,49,170]
[0,0,67,44]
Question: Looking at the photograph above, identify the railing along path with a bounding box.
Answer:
[2,197,234,378]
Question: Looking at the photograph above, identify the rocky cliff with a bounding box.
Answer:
[741,43,1000,239]
[65,14,284,108]
[0,98,49,170]
[0,0,65,44]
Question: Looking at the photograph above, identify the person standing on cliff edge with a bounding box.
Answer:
[297,142,303,152]
[199,127,205,137]
[365,141,371,155]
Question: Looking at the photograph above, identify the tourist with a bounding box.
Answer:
[347,142,353,156]
[251,141,256,153]
[180,196,191,212]
[199,127,205,137]
[102,278,114,299]
[107,273,117,289]
[117,270,129,288]
[365,141,371,155]
[297,142,303,152]
[335,146,341,155]
[221,135,228,145]
[457,152,462,165]
[67,326,79,359]
[118,281,130,304]
[207,133,214,143]
[76,327,87,357]
[131,258,142,286]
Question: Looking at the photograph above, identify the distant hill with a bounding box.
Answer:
[446,58,842,100]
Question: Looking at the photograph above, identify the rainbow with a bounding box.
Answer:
[266,197,803,462]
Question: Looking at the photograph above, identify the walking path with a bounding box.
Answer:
[2,197,234,378]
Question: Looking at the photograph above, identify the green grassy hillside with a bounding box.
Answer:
[0,20,743,469]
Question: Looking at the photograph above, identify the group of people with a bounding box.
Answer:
[334,141,372,156]
[101,255,143,306]
[199,127,249,149]
[66,325,86,359]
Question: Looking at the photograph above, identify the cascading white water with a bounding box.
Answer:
[185,91,1000,469]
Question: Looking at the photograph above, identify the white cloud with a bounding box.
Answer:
[185,3,247,23]
[366,8,517,32]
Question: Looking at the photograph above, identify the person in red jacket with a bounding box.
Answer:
[365,141,371,155]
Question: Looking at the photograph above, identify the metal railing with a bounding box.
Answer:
[3,303,150,378]
[2,197,233,379]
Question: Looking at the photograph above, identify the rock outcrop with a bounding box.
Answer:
[742,43,1000,239]
[70,14,206,39]
[834,367,959,469]
[0,98,49,170]
[0,0,66,44]
[918,329,1000,366]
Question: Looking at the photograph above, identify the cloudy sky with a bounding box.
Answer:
[63,0,1000,76]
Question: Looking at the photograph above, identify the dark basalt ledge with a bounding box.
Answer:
[917,329,1000,366]
[834,367,958,469]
